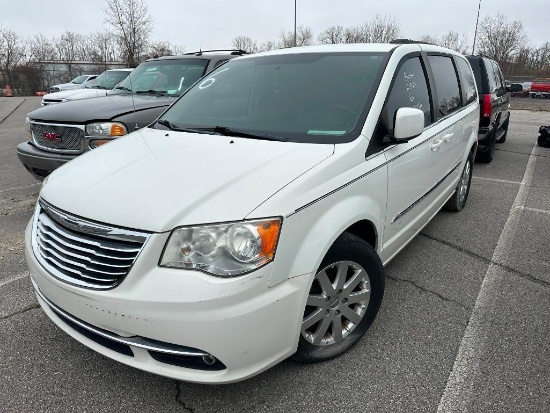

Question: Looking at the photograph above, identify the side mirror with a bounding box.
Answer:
[392,107,425,142]
[510,84,522,93]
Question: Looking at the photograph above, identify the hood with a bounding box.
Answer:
[41,127,334,232]
[29,94,176,123]
[43,88,106,101]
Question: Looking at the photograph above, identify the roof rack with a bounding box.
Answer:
[390,39,433,45]
[183,49,248,56]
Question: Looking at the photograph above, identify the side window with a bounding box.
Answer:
[384,56,432,132]
[491,61,505,92]
[428,55,462,118]
[484,58,498,93]
[456,57,477,105]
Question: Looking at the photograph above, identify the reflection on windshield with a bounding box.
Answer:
[155,53,387,143]
[110,60,208,97]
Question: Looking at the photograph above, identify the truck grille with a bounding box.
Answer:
[32,199,150,289]
[31,122,85,153]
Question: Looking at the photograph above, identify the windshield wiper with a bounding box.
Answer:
[190,126,288,141]
[136,89,168,96]
[114,86,132,92]
[155,119,178,131]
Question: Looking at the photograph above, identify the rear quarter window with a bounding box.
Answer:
[427,55,462,118]
[456,57,477,105]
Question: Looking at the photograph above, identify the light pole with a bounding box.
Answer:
[472,0,482,54]
[293,0,297,47]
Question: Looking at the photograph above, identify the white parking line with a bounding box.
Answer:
[437,144,539,412]
[0,182,40,194]
[0,272,29,288]
[516,206,550,215]
[472,176,522,185]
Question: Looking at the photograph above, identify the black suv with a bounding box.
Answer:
[17,50,246,180]
[466,55,510,163]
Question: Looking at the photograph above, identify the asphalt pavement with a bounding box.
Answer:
[1,97,549,412]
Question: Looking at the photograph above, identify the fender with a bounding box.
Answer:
[269,172,386,288]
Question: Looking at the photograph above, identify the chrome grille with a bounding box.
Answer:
[31,122,85,153]
[32,200,150,289]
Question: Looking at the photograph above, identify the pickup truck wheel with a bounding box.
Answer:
[496,116,509,143]
[444,153,473,212]
[292,233,384,363]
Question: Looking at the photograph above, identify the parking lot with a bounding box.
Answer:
[1,96,549,412]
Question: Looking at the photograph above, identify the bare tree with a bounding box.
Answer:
[318,25,345,45]
[0,27,27,89]
[420,31,469,54]
[53,31,86,79]
[278,26,314,48]
[232,35,260,53]
[28,33,56,62]
[477,13,527,70]
[104,0,153,66]
[366,15,400,43]
[84,31,119,68]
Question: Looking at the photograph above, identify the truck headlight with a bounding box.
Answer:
[85,122,127,137]
[160,218,282,277]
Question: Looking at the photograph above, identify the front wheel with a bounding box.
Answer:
[292,233,384,363]
[444,153,473,212]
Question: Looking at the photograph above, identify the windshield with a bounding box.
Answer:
[153,52,388,143]
[70,75,89,84]
[110,59,209,96]
[86,70,131,90]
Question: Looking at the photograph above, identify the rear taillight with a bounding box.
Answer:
[482,95,492,118]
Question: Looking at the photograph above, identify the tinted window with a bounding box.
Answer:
[428,55,461,118]
[156,53,388,143]
[110,59,209,97]
[484,58,498,93]
[491,60,504,91]
[384,57,432,130]
[456,57,477,105]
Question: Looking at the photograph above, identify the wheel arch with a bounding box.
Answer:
[268,194,385,288]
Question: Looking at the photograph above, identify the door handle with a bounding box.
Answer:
[429,139,443,151]
[443,133,454,142]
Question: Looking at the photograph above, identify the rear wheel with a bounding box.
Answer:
[444,153,473,212]
[292,233,384,363]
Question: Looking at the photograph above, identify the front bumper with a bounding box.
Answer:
[25,220,309,383]
[16,142,76,180]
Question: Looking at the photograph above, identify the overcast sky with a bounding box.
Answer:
[3,0,548,52]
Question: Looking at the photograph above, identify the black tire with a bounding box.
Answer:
[292,233,384,363]
[496,115,509,144]
[476,129,496,163]
[444,152,473,212]
[538,134,550,148]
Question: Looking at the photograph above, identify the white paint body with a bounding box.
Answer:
[26,43,479,383]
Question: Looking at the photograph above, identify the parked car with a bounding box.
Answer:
[509,81,531,97]
[49,74,98,93]
[17,50,245,180]
[26,42,478,384]
[41,68,133,106]
[465,55,510,163]
[529,78,550,98]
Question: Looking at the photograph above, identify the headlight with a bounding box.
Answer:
[160,218,282,277]
[85,122,127,137]
[25,117,32,141]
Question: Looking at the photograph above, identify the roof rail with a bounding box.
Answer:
[390,39,432,45]
[183,49,248,56]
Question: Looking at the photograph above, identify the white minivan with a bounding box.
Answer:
[26,42,479,383]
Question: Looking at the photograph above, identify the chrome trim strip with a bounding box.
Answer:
[287,161,387,217]
[39,199,149,244]
[391,161,462,224]
[34,285,209,357]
